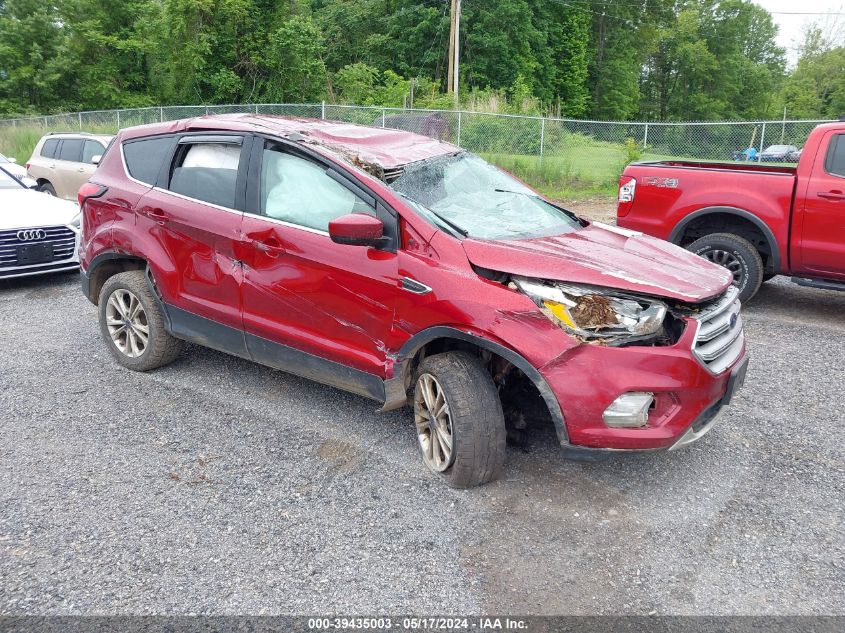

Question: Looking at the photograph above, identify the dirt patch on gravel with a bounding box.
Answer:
[557,196,617,224]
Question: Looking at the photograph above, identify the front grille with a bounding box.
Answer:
[692,285,744,374]
[0,226,77,269]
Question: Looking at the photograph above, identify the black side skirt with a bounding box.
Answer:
[163,303,385,402]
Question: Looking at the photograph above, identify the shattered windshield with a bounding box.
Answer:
[389,152,582,240]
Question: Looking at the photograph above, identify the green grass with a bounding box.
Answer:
[482,148,677,200]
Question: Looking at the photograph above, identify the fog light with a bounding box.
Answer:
[603,392,654,428]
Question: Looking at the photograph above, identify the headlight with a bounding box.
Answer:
[512,276,667,342]
[70,213,81,229]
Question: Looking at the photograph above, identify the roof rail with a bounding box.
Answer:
[47,131,104,137]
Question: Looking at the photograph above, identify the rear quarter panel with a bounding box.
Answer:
[618,162,795,271]
[80,135,151,273]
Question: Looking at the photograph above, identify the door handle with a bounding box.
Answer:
[253,237,285,258]
[143,207,168,225]
[817,191,845,200]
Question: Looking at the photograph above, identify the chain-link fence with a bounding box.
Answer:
[0,103,832,194]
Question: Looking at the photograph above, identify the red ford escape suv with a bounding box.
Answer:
[79,115,748,488]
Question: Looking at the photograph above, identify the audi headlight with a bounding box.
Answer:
[513,276,667,342]
[70,213,81,229]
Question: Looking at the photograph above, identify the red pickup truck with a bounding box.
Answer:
[617,120,845,302]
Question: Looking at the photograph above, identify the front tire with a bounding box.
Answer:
[98,271,184,371]
[687,232,764,303]
[413,352,506,488]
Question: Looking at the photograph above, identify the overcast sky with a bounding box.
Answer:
[752,0,845,62]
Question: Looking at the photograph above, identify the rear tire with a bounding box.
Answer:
[413,352,506,488]
[38,182,56,196]
[98,271,184,371]
[687,232,764,303]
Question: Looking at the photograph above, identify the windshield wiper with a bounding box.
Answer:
[494,188,538,197]
[395,192,469,237]
[425,207,469,237]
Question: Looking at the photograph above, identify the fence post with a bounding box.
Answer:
[758,122,766,162]
[78,112,83,129]
[643,123,649,149]
[116,110,120,130]
[382,109,386,128]
[321,101,326,120]
[160,107,164,123]
[457,111,462,146]
[539,117,545,162]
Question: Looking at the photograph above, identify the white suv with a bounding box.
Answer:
[27,133,113,200]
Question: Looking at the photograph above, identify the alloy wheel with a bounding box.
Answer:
[414,373,455,472]
[105,289,149,358]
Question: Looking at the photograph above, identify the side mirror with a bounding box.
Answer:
[91,155,102,165]
[8,157,17,164]
[328,213,387,248]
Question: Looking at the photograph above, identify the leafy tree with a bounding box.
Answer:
[780,25,845,119]
[462,0,542,94]
[59,0,159,109]
[0,0,71,113]
[262,14,328,102]
[334,62,380,104]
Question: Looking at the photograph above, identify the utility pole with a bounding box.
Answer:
[447,0,461,99]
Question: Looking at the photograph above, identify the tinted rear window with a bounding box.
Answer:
[123,137,173,185]
[82,140,104,164]
[41,138,59,158]
[168,143,240,208]
[826,134,845,178]
[58,139,84,162]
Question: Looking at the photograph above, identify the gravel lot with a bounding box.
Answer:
[0,269,843,615]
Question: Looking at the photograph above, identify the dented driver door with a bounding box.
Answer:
[240,141,399,397]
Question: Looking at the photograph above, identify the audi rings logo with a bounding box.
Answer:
[17,229,47,241]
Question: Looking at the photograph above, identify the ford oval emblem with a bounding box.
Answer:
[730,312,738,328]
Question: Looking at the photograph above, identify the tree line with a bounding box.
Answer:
[0,0,843,121]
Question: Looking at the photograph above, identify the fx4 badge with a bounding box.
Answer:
[642,176,679,188]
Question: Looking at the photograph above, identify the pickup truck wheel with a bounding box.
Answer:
[413,352,506,488]
[687,233,764,303]
[98,271,184,371]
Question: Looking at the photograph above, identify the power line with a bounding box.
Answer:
[565,0,845,15]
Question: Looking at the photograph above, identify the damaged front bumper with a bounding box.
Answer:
[541,314,748,453]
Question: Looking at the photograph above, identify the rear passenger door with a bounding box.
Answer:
[795,131,845,279]
[71,140,105,194]
[55,138,84,200]
[135,133,251,354]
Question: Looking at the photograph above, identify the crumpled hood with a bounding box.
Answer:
[0,189,79,231]
[462,222,733,303]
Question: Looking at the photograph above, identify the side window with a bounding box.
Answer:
[825,134,845,178]
[41,139,59,158]
[167,142,241,209]
[123,136,173,185]
[58,139,84,162]
[82,140,104,164]
[260,149,374,232]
